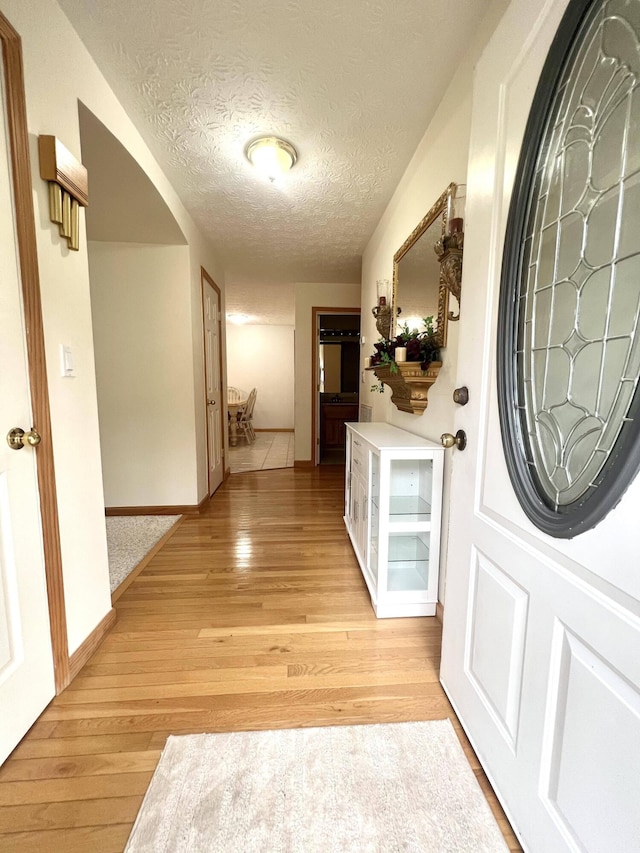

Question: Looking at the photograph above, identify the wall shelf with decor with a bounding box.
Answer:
[344,422,444,618]
[367,361,442,415]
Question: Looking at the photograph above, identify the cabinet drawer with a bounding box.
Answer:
[350,436,368,475]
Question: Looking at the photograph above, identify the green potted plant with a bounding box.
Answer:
[371,317,442,414]
[372,316,440,368]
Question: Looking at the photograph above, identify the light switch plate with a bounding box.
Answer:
[60,344,76,377]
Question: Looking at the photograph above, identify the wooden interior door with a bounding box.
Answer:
[0,29,56,764]
[202,270,224,495]
[441,1,640,850]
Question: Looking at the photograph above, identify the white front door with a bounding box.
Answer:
[203,274,224,495]
[0,46,55,764]
[441,2,640,851]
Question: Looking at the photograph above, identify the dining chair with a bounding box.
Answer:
[228,386,244,404]
[237,387,257,442]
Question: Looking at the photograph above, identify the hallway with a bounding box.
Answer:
[0,468,520,851]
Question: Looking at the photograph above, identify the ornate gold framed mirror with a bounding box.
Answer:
[392,182,462,350]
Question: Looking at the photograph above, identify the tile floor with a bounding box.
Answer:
[228,430,295,474]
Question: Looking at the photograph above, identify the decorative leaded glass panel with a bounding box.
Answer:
[498,0,640,537]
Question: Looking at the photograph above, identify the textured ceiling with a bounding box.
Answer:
[79,104,188,246]
[58,0,491,324]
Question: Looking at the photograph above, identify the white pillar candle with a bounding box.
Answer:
[395,347,407,363]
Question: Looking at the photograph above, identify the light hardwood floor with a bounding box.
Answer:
[0,467,522,852]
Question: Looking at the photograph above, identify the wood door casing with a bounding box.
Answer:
[0,13,68,696]
[201,268,224,495]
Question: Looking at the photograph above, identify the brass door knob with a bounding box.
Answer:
[440,429,467,451]
[7,427,42,450]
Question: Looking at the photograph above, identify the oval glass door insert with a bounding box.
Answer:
[498,0,640,537]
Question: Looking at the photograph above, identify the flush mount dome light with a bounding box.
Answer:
[245,136,297,182]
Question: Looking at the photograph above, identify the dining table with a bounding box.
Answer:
[227,389,248,446]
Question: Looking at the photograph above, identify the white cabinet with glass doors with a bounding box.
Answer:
[344,422,444,618]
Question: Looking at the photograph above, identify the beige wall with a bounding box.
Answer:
[89,242,196,507]
[226,324,295,430]
[3,0,225,653]
[361,0,509,603]
[294,283,361,462]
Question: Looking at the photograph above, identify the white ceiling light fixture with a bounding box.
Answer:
[245,136,298,182]
[227,312,252,324]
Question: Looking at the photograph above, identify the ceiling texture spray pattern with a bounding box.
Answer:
[60,0,490,321]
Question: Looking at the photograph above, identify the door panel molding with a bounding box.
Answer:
[465,548,529,751]
[540,620,640,850]
[0,13,68,691]
[0,472,21,678]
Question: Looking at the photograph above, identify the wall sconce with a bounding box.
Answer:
[372,278,392,339]
[434,184,465,320]
[38,136,88,251]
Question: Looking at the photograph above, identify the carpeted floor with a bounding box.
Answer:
[125,719,509,853]
[105,515,181,592]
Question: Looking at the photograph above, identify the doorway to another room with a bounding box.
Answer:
[314,310,361,465]
[227,431,295,474]
[225,318,295,474]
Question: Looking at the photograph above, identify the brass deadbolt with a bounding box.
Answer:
[440,429,467,451]
[453,386,469,406]
[7,427,42,450]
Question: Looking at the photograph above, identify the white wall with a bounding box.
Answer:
[2,0,225,654]
[294,283,361,462]
[226,323,294,430]
[89,242,195,506]
[361,0,509,603]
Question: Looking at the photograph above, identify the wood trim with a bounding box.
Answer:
[201,268,225,498]
[38,135,88,206]
[294,460,314,468]
[111,517,184,604]
[0,14,70,692]
[311,307,360,466]
[68,608,116,682]
[224,467,231,481]
[436,601,444,624]
[105,498,208,516]
[255,428,294,433]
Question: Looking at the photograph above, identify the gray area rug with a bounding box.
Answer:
[106,515,180,592]
[125,719,509,853]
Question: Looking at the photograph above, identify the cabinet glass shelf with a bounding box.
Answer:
[388,534,430,562]
[386,535,429,592]
[388,563,429,592]
[372,495,432,522]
